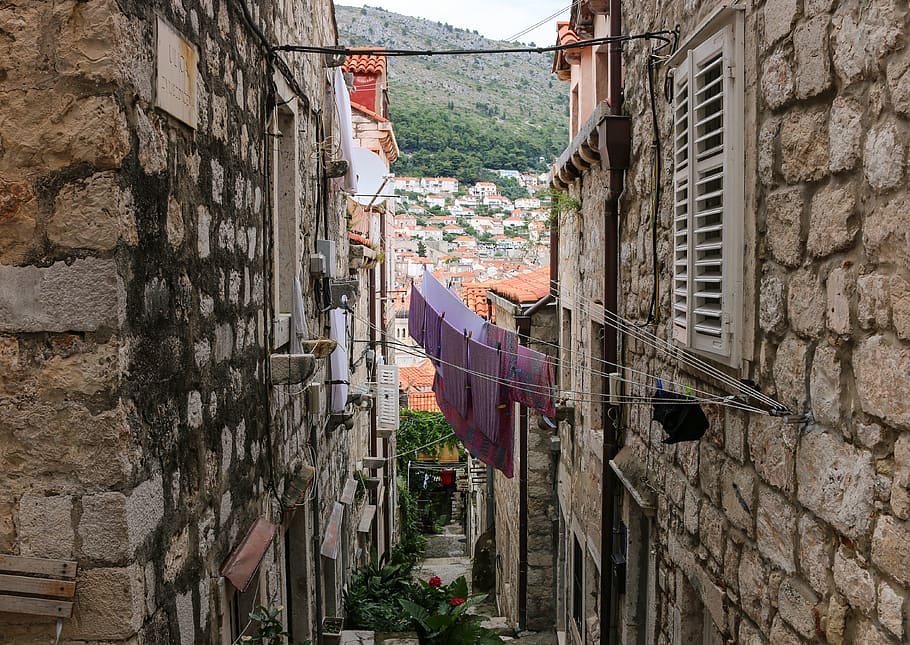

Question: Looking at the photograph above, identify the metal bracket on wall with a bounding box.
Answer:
[328,279,359,309]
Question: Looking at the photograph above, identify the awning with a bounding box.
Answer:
[609,446,656,513]
[220,518,278,591]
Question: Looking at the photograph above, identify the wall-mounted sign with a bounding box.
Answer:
[156,17,198,129]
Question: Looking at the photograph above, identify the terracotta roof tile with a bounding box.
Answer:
[342,52,387,75]
[400,358,436,390]
[350,101,388,123]
[462,282,493,319]
[408,391,441,412]
[487,266,551,304]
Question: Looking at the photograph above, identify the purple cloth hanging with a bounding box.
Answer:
[440,320,469,416]
[511,345,556,417]
[408,287,426,345]
[433,376,514,478]
[424,303,444,364]
[484,323,518,388]
[468,338,502,442]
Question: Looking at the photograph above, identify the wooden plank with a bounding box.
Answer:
[0,555,76,579]
[0,574,75,599]
[0,594,73,618]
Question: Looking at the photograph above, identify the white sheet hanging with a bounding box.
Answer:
[422,271,486,339]
[333,67,358,193]
[328,307,349,413]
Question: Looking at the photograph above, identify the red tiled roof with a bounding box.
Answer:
[400,358,436,390]
[462,282,493,319]
[342,51,387,75]
[349,232,373,247]
[408,391,441,412]
[350,101,388,123]
[487,266,551,304]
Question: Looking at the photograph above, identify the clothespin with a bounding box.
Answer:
[684,383,692,398]
[656,378,664,391]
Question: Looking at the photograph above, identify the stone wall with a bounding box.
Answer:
[555,0,910,644]
[491,302,559,631]
[0,1,364,643]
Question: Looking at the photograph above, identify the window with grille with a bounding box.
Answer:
[671,22,743,364]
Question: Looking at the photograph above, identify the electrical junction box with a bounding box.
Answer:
[315,239,336,278]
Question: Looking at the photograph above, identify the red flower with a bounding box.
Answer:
[428,576,442,587]
[449,598,465,606]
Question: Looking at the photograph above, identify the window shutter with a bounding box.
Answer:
[672,64,690,345]
[673,27,738,360]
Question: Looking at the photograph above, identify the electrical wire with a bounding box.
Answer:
[272,30,677,57]
[503,0,582,43]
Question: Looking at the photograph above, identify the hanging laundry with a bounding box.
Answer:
[484,322,518,385]
[408,286,427,345]
[440,469,455,486]
[328,307,349,413]
[424,303,444,364]
[468,337,503,442]
[440,320,469,416]
[651,387,708,444]
[511,345,556,417]
[434,376,514,478]
[422,271,486,339]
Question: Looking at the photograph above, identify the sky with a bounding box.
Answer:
[338,1,572,47]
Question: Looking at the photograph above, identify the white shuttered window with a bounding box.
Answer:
[671,24,743,363]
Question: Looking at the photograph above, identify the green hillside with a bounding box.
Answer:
[335,5,570,183]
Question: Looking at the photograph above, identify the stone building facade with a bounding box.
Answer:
[552,1,910,644]
[0,1,395,643]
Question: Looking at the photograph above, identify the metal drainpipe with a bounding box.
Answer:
[601,1,624,644]
[378,207,391,553]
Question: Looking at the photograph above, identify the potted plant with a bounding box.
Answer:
[241,604,309,645]
[321,616,344,645]
[400,576,503,645]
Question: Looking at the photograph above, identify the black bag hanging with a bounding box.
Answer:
[651,384,709,444]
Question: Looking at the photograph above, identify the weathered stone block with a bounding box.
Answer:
[759,117,780,186]
[833,546,875,615]
[798,514,832,594]
[831,0,903,83]
[778,576,819,638]
[18,494,74,559]
[854,619,897,644]
[79,492,128,563]
[64,565,144,640]
[789,271,827,340]
[872,515,910,586]
[797,431,874,537]
[699,501,726,563]
[0,177,38,264]
[807,183,856,258]
[197,205,211,258]
[878,580,905,639]
[749,416,797,494]
[773,335,808,412]
[722,463,754,536]
[769,615,802,645]
[888,53,910,117]
[176,589,195,645]
[127,473,165,553]
[781,107,830,183]
[826,266,854,336]
[864,120,905,192]
[759,272,787,336]
[826,592,848,645]
[856,273,891,331]
[854,335,910,429]
[167,196,185,249]
[761,46,794,110]
[811,344,843,427]
[765,188,803,267]
[828,97,863,173]
[698,442,724,506]
[756,485,797,573]
[49,172,134,251]
[38,341,119,398]
[187,390,203,428]
[793,16,832,98]
[762,0,799,50]
[866,195,910,267]
[891,275,910,341]
[739,546,771,628]
[0,258,121,333]
[684,486,700,535]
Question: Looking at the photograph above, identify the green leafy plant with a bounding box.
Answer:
[397,410,463,471]
[240,605,309,645]
[549,189,581,228]
[343,553,416,632]
[401,576,504,645]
